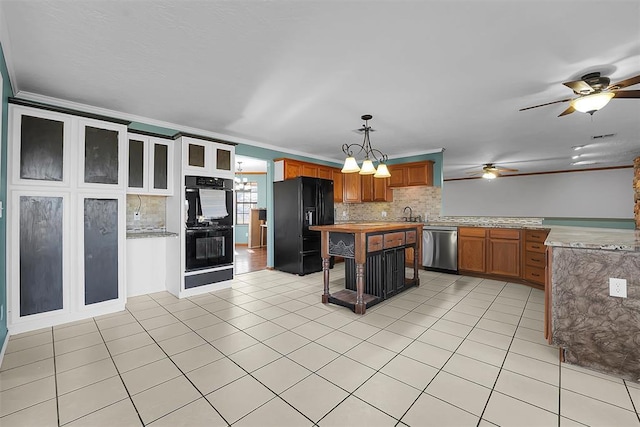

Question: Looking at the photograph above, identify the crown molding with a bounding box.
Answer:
[14,91,342,164]
[0,3,19,96]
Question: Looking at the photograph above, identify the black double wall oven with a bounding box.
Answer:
[185,176,234,273]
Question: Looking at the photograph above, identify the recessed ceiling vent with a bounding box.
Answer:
[591,133,616,139]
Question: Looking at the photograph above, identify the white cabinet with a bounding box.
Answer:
[127,133,174,195]
[180,135,235,178]
[9,105,73,188]
[77,118,127,191]
[126,236,172,297]
[7,102,127,334]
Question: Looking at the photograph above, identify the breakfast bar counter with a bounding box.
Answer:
[309,222,422,314]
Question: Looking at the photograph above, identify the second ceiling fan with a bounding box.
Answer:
[520,72,640,116]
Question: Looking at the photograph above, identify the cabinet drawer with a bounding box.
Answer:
[524,265,545,284]
[489,228,520,240]
[524,251,546,268]
[384,232,405,249]
[367,235,383,252]
[459,227,485,237]
[406,230,416,244]
[525,229,549,243]
[525,241,545,253]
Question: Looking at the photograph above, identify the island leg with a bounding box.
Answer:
[321,256,331,304]
[354,263,366,314]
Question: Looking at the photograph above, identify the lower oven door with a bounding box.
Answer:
[185,228,233,271]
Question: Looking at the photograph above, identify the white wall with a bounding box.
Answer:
[442,168,634,218]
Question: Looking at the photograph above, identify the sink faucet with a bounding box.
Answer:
[403,206,413,222]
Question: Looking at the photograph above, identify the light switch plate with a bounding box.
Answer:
[609,278,627,298]
[134,211,141,221]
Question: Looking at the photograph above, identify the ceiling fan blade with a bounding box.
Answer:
[563,79,594,94]
[612,89,640,99]
[519,98,573,111]
[465,171,483,175]
[608,74,640,90]
[497,167,519,172]
[558,105,575,117]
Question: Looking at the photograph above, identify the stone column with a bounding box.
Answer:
[634,156,640,229]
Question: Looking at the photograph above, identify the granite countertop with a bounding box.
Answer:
[545,226,640,252]
[335,220,640,252]
[126,230,179,239]
[310,222,423,233]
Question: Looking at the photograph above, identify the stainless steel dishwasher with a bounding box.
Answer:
[422,226,458,273]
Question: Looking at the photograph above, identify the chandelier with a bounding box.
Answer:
[235,161,248,190]
[341,114,391,178]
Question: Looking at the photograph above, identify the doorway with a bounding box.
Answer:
[234,155,268,274]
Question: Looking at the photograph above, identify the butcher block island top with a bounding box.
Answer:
[310,222,423,314]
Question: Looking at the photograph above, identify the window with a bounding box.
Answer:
[235,182,258,225]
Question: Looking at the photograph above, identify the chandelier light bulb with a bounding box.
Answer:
[359,159,376,175]
[341,156,361,173]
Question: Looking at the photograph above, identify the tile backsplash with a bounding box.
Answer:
[336,186,442,222]
[126,195,167,231]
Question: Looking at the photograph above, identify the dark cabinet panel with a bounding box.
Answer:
[153,143,169,190]
[128,138,145,188]
[188,143,205,167]
[85,126,119,184]
[20,196,63,316]
[84,198,119,305]
[216,148,231,171]
[20,115,64,181]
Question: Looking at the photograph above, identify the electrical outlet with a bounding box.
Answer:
[342,211,347,217]
[609,278,627,298]
[381,211,387,217]
[134,212,141,221]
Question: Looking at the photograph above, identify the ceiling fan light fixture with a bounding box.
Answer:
[571,92,615,114]
[373,163,391,178]
[341,156,361,173]
[482,171,497,179]
[359,159,377,175]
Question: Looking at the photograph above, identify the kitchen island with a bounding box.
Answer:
[545,226,640,382]
[309,222,422,314]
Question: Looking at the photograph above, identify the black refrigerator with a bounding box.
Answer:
[274,176,334,275]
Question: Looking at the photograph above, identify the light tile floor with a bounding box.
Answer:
[1,266,639,426]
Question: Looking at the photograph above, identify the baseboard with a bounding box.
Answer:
[0,330,9,368]
[235,243,248,247]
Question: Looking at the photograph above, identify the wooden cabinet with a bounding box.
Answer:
[487,228,521,278]
[180,135,235,178]
[388,161,434,187]
[459,227,521,278]
[458,227,487,273]
[332,169,343,203]
[343,172,362,203]
[361,174,393,202]
[128,133,174,195]
[274,158,343,203]
[524,229,550,287]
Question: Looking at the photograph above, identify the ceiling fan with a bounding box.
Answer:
[467,163,519,179]
[520,72,640,116]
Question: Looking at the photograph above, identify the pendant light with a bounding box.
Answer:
[341,115,391,178]
[235,161,248,190]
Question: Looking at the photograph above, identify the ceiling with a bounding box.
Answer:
[1,1,639,179]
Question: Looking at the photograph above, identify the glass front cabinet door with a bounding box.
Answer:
[127,134,174,195]
[10,105,73,187]
[78,118,127,190]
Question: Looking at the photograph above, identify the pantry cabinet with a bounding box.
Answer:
[127,133,174,195]
[7,101,127,334]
